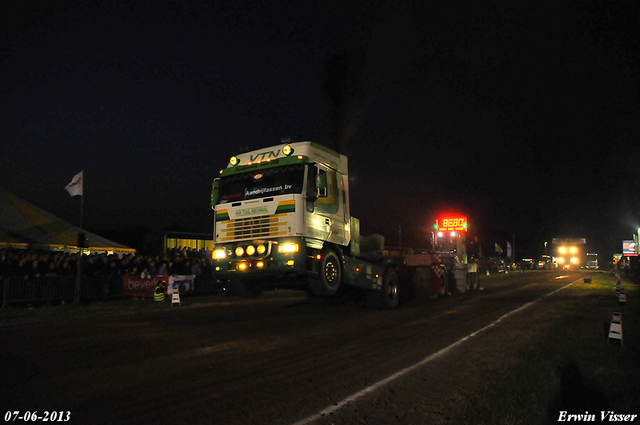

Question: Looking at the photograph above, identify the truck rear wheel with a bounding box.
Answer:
[407,267,429,299]
[309,250,342,296]
[379,268,400,309]
[367,268,400,309]
[469,273,479,291]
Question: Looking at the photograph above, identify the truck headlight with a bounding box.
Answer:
[277,243,299,253]
[257,244,266,255]
[213,249,226,259]
[235,246,244,257]
[246,245,256,256]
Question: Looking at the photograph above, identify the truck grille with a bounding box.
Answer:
[221,214,287,241]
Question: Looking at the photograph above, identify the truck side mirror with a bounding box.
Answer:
[211,179,220,208]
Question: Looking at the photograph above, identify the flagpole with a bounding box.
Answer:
[75,168,84,305]
[80,168,84,230]
[65,170,85,305]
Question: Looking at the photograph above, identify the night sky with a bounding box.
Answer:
[2,0,639,259]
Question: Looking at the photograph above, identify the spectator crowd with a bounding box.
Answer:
[0,247,214,281]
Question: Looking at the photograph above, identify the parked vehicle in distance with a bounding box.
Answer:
[536,254,555,270]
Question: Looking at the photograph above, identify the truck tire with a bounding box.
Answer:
[464,272,471,292]
[233,279,262,298]
[309,250,342,296]
[469,272,479,291]
[440,266,450,297]
[379,268,400,309]
[407,267,429,299]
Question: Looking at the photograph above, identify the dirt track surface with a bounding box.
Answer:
[1,271,583,425]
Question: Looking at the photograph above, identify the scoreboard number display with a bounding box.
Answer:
[436,217,467,232]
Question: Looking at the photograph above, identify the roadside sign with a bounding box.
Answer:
[608,312,623,346]
[171,288,181,307]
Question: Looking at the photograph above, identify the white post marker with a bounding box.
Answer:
[619,289,626,306]
[171,287,181,307]
[608,312,623,346]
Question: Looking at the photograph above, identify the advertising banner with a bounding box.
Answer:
[121,276,169,298]
[552,238,586,245]
[622,240,637,257]
[168,275,196,294]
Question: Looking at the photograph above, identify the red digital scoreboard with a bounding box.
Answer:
[436,217,468,232]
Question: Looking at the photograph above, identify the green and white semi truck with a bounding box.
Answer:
[210,141,444,308]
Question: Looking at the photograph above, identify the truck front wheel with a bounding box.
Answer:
[309,250,342,296]
[440,266,450,297]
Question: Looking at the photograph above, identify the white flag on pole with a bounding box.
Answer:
[65,171,83,197]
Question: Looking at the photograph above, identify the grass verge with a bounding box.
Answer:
[443,273,640,425]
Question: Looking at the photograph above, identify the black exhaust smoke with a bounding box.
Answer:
[320,31,376,156]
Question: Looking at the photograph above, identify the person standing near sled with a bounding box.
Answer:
[154,281,166,302]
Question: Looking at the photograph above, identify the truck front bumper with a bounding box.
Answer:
[212,237,313,280]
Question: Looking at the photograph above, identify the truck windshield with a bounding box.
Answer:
[218,164,305,204]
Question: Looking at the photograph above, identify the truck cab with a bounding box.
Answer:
[211,141,353,297]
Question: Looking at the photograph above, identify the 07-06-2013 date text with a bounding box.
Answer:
[4,411,71,422]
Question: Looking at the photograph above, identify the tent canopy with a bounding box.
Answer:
[0,186,135,254]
